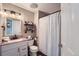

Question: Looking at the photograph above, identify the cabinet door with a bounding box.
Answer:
[39,16,50,55]
[2,48,18,56]
[19,45,27,56]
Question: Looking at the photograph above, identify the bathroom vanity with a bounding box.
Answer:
[0,7,36,56]
[0,16,28,56]
[0,38,28,56]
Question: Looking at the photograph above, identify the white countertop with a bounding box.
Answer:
[0,38,28,46]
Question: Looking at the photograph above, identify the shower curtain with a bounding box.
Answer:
[39,12,60,56]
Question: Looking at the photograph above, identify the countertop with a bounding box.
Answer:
[0,38,28,46]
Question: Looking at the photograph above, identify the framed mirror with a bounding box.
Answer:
[4,17,21,37]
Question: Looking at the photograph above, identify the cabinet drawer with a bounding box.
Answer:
[2,41,27,52]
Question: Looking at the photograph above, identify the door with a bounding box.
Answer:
[39,16,50,55]
[61,3,73,56]
[61,3,79,56]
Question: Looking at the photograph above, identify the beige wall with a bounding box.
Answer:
[1,3,34,38]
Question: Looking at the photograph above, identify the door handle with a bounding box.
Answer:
[59,43,63,48]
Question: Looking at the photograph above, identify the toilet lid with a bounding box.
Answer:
[30,46,38,50]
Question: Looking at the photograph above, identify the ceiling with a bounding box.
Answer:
[12,3,60,14]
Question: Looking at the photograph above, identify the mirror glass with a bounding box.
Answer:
[4,17,21,37]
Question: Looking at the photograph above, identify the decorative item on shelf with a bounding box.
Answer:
[10,35,18,40]
[24,21,36,33]
[1,25,5,37]
[1,25,5,31]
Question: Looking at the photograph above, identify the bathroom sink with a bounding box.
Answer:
[1,38,27,45]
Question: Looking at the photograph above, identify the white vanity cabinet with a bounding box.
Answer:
[1,40,28,56]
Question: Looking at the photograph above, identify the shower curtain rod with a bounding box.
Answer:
[50,10,61,15]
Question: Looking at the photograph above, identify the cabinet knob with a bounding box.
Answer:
[22,48,26,50]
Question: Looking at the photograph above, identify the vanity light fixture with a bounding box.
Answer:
[19,13,21,15]
[10,11,15,14]
[0,9,22,19]
[2,9,8,17]
[3,9,21,18]
[4,9,6,11]
[10,11,16,18]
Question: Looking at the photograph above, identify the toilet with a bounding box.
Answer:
[30,45,38,56]
[27,40,38,56]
